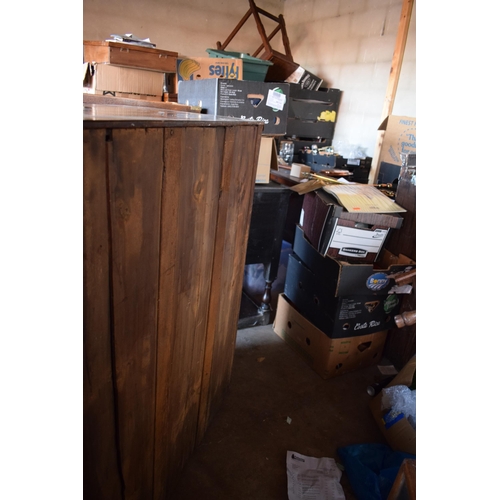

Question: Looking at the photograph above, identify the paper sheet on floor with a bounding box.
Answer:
[286,451,346,500]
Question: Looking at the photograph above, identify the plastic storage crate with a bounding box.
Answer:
[206,48,273,81]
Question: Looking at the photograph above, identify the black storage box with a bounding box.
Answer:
[283,226,415,338]
[285,85,342,141]
[297,150,337,172]
[293,225,415,296]
[178,79,290,136]
[284,253,402,338]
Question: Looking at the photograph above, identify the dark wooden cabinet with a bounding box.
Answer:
[383,161,416,369]
[238,182,291,328]
[83,104,263,499]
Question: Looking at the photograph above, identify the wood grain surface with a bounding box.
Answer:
[83,114,262,499]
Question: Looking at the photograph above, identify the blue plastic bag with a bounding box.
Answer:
[337,443,415,500]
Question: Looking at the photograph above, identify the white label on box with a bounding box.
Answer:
[328,224,388,258]
[266,89,286,111]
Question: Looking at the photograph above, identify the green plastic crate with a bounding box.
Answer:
[206,49,273,81]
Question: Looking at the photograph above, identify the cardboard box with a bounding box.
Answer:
[176,57,243,91]
[378,116,416,168]
[83,40,178,73]
[292,225,415,297]
[290,163,311,179]
[285,66,323,91]
[285,252,403,338]
[178,79,290,136]
[300,190,403,264]
[273,294,387,379]
[205,48,273,81]
[369,356,416,455]
[83,63,164,100]
[256,137,278,184]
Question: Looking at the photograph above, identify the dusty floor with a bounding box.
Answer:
[170,323,392,500]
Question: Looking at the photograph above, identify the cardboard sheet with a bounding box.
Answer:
[322,184,406,213]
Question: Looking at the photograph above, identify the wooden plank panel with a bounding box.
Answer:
[83,129,122,499]
[369,0,414,184]
[154,127,223,499]
[197,124,261,438]
[107,128,163,500]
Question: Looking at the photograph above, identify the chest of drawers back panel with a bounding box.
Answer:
[83,106,262,499]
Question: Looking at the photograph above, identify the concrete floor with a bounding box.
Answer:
[170,323,391,500]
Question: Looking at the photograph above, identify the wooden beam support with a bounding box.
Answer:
[369,0,414,184]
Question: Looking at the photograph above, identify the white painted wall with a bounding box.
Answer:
[284,0,415,157]
[83,0,415,157]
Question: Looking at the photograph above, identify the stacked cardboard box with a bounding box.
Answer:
[176,56,244,92]
[273,220,415,380]
[83,41,178,102]
[300,189,403,264]
[178,79,289,183]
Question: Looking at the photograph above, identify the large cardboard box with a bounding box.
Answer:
[285,253,403,338]
[176,57,243,91]
[273,294,387,380]
[178,79,290,136]
[83,63,164,101]
[300,189,403,264]
[378,116,416,168]
[369,356,416,455]
[256,137,278,184]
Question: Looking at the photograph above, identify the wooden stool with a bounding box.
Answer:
[215,0,299,82]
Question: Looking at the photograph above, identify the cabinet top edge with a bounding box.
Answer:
[83,103,266,130]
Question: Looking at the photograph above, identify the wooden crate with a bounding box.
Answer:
[84,40,178,73]
[83,104,263,499]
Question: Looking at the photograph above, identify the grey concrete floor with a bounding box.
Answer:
[170,323,390,500]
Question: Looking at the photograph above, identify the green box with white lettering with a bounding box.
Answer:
[178,79,290,135]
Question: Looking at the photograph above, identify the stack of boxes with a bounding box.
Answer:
[273,187,416,380]
[178,52,289,184]
[83,40,179,102]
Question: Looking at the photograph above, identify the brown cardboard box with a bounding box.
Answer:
[256,137,278,184]
[378,116,416,167]
[83,63,164,100]
[176,57,243,92]
[273,294,387,379]
[369,355,416,454]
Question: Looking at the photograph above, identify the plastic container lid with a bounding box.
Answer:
[206,48,273,66]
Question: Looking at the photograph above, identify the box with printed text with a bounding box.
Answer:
[378,115,416,168]
[176,57,243,92]
[178,79,290,135]
[273,293,387,379]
